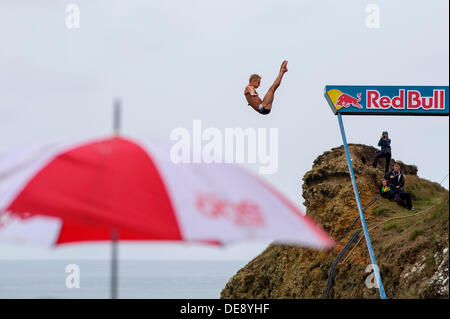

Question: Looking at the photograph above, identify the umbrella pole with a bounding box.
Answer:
[111,98,121,299]
[111,228,119,299]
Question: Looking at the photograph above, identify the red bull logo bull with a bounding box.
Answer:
[336,93,363,109]
[325,89,363,111]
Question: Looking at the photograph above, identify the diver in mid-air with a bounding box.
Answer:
[244,60,288,115]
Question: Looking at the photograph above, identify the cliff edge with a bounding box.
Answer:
[221,144,449,299]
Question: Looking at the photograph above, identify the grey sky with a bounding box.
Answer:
[0,0,448,260]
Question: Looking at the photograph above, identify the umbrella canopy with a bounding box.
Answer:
[0,136,334,249]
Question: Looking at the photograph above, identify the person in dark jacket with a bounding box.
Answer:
[380,178,413,210]
[385,164,405,191]
[370,131,391,173]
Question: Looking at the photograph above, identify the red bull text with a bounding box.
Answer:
[325,85,449,116]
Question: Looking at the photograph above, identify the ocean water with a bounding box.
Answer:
[0,260,247,299]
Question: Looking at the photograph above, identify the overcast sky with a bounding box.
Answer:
[0,0,448,260]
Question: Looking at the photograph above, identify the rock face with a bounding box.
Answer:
[221,144,449,299]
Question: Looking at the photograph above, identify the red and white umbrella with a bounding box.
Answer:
[0,136,333,249]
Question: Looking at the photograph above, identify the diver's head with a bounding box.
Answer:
[249,74,261,88]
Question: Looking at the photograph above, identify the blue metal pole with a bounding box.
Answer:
[336,113,387,299]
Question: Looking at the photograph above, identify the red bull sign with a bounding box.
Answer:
[325,85,449,116]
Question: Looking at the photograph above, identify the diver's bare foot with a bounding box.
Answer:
[280,60,288,73]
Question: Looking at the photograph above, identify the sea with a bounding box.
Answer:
[0,260,247,299]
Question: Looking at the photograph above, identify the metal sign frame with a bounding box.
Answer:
[324,85,449,300]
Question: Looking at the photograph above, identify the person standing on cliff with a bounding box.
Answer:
[244,60,288,115]
[370,131,391,173]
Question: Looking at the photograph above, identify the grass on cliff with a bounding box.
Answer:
[352,176,449,298]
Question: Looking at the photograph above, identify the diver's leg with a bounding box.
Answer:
[261,63,288,110]
[261,87,276,110]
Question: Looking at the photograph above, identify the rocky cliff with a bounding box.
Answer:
[221,144,449,299]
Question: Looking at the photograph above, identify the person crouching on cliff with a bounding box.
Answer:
[380,178,413,210]
[385,164,405,191]
[380,179,396,200]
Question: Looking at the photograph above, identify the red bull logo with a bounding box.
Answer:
[336,93,363,109]
[367,89,446,110]
[325,86,449,115]
[326,89,362,110]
